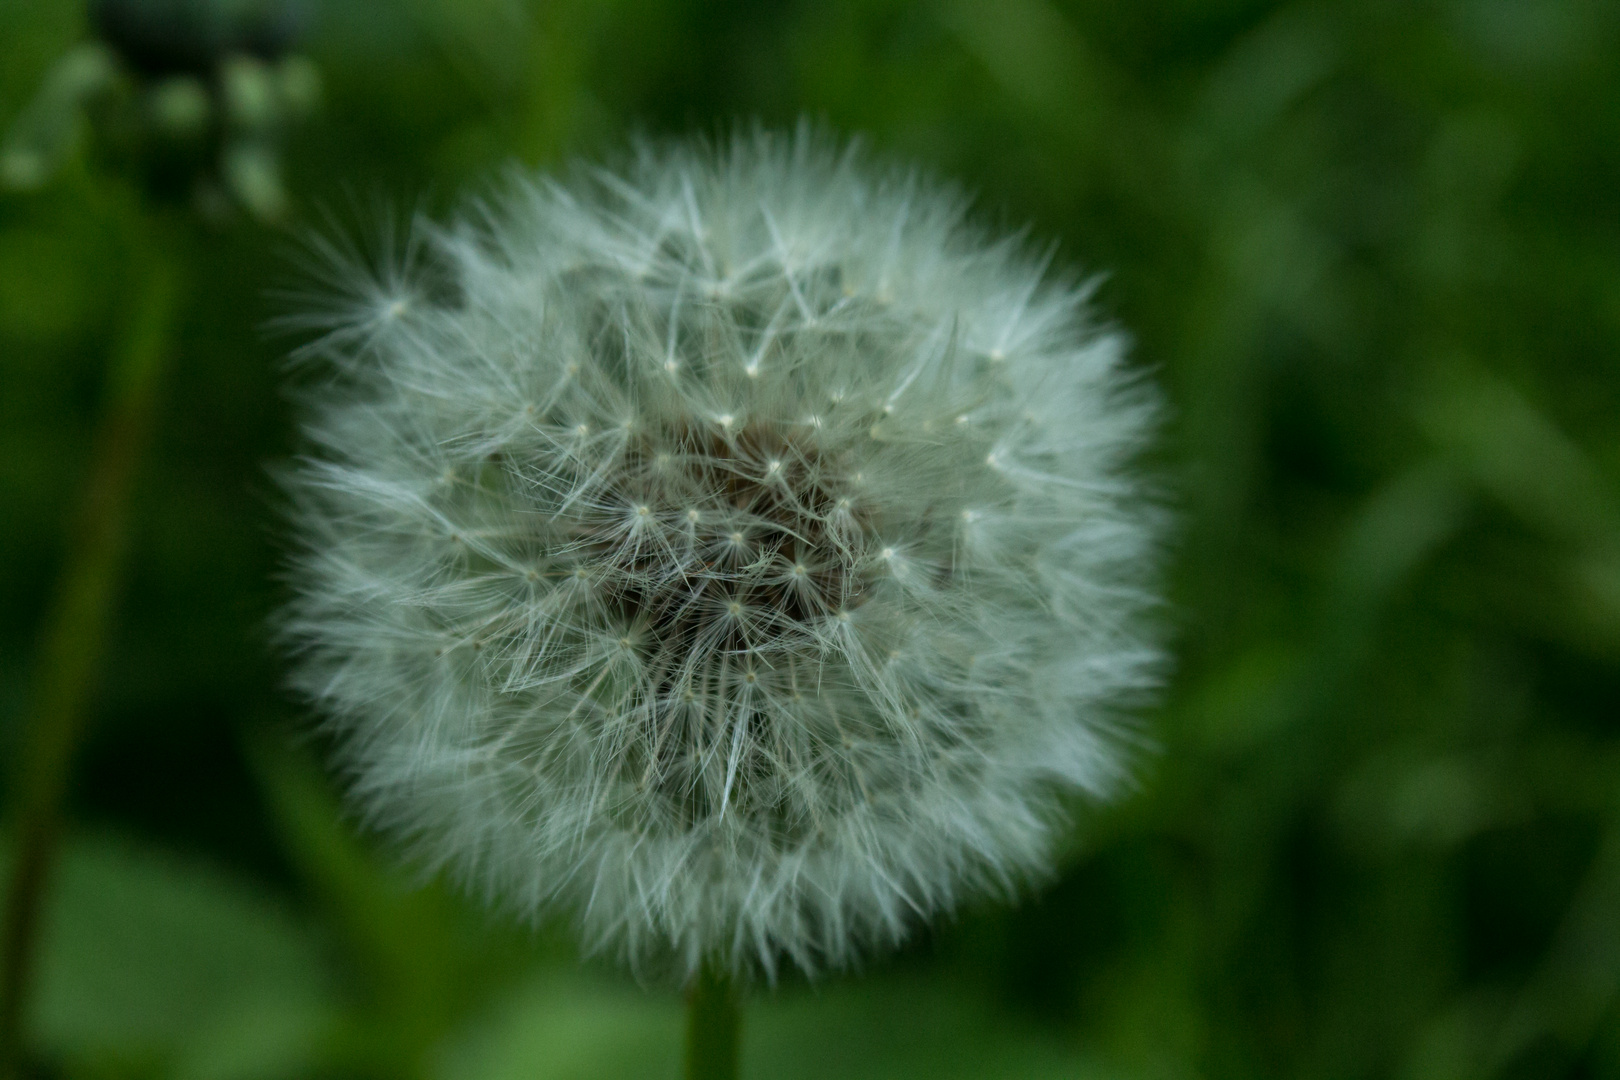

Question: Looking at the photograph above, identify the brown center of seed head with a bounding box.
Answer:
[553,420,884,836]
[595,421,872,664]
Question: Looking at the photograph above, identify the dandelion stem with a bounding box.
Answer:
[0,227,179,1079]
[684,962,740,1080]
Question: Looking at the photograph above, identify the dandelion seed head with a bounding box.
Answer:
[280,127,1164,981]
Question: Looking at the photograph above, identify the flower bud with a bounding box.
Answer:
[147,76,211,139]
[0,44,118,191]
[222,138,286,221]
[277,54,321,118]
[221,55,278,129]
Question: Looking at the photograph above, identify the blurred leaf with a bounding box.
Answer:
[246,732,543,1076]
[441,970,1134,1080]
[1418,363,1620,552]
[745,975,1134,1080]
[3,832,335,1070]
[1488,810,1620,1073]
[437,972,680,1080]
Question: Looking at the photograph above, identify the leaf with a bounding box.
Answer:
[13,832,336,1071]
[440,970,1137,1080]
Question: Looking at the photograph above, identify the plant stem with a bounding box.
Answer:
[0,229,178,1080]
[684,961,741,1080]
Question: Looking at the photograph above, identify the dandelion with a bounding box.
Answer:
[279,128,1163,986]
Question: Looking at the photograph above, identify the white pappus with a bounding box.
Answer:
[279,127,1164,980]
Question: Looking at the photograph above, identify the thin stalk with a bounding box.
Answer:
[0,229,179,1080]
[684,962,741,1080]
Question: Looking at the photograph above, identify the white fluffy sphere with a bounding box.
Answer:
[281,129,1162,979]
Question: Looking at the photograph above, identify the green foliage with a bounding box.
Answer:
[2,0,1617,1077]
[7,834,331,1078]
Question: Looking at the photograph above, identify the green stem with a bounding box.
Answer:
[0,228,178,1080]
[684,962,741,1080]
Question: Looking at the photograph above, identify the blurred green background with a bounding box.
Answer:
[3,0,1619,1077]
